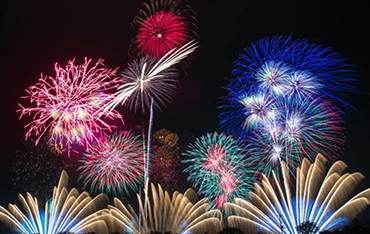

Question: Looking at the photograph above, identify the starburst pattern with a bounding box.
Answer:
[230,35,357,109]
[150,146,180,192]
[130,0,197,58]
[182,132,257,208]
[103,40,198,115]
[78,131,144,196]
[247,95,345,177]
[17,58,123,155]
[219,35,355,176]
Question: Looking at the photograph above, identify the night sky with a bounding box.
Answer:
[1,0,370,230]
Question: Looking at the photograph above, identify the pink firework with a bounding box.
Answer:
[78,131,144,196]
[215,194,229,209]
[130,0,196,58]
[17,58,123,155]
[202,144,227,174]
[219,171,240,194]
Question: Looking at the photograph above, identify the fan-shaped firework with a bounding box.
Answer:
[0,170,110,234]
[105,180,223,233]
[102,40,198,115]
[130,0,197,58]
[12,138,65,204]
[247,95,345,177]
[224,154,370,234]
[78,131,144,196]
[182,132,257,208]
[17,58,123,155]
[230,35,357,109]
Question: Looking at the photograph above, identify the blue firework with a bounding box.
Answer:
[246,95,345,177]
[219,35,356,142]
[229,34,357,110]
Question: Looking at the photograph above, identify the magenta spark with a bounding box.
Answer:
[202,144,227,174]
[17,58,123,155]
[78,131,145,196]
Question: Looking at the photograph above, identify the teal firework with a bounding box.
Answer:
[182,132,257,208]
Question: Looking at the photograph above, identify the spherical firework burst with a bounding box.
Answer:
[102,40,198,114]
[17,58,123,155]
[150,146,180,192]
[78,131,144,196]
[163,132,179,147]
[218,35,356,177]
[130,0,197,58]
[182,132,257,208]
[247,95,345,177]
[229,34,357,110]
[153,128,172,144]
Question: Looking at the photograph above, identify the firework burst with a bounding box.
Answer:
[218,35,356,177]
[130,0,197,58]
[17,58,123,155]
[0,170,110,234]
[78,131,144,196]
[230,34,357,110]
[182,132,257,208]
[102,40,198,114]
[105,181,223,233]
[224,154,370,234]
[151,148,180,192]
[247,95,345,177]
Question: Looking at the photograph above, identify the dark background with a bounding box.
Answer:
[1,0,370,232]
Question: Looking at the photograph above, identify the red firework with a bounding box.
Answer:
[138,11,189,58]
[150,145,180,192]
[130,0,197,58]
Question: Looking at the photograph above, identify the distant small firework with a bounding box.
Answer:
[150,146,180,192]
[153,128,172,144]
[153,128,179,147]
[78,131,144,196]
[182,132,256,208]
[17,58,123,155]
[130,0,197,58]
[103,40,198,114]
